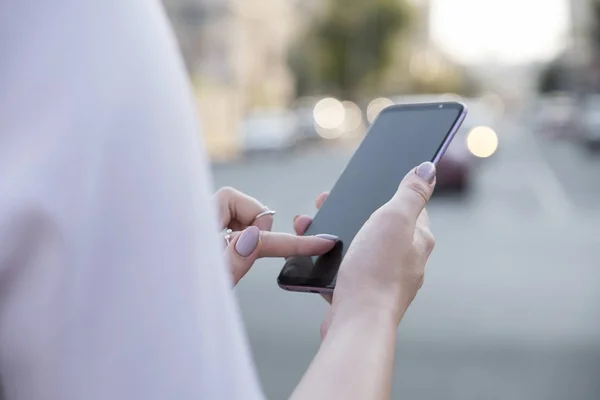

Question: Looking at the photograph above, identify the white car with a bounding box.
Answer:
[581,96,600,151]
[537,94,576,139]
[239,109,299,152]
[290,97,322,141]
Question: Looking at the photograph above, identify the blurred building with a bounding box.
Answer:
[533,0,598,97]
[164,0,295,106]
[561,0,595,94]
[162,0,472,159]
[164,0,300,159]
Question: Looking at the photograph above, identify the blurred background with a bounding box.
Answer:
[164,0,599,398]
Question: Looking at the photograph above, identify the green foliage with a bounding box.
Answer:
[290,0,411,100]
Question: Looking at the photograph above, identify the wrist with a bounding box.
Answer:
[328,293,405,335]
[333,275,420,322]
[294,293,400,400]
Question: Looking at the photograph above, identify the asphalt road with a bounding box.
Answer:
[211,121,600,400]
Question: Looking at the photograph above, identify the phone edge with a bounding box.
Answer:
[432,102,468,165]
[279,102,468,295]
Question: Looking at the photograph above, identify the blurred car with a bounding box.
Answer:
[579,95,600,152]
[537,94,576,140]
[290,97,322,142]
[435,127,474,193]
[239,109,299,153]
[435,100,499,193]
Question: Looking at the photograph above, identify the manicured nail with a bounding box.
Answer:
[235,226,260,257]
[315,234,339,241]
[416,161,436,184]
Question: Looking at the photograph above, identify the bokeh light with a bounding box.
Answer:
[313,98,345,130]
[367,97,394,124]
[341,101,363,132]
[467,126,498,158]
[315,124,345,140]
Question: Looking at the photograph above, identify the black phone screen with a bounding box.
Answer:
[277,102,466,290]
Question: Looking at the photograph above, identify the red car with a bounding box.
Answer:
[435,98,500,193]
[435,127,476,193]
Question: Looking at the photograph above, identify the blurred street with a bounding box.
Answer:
[7,0,600,398]
[212,116,600,400]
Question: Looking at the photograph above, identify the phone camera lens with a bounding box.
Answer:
[438,104,443,108]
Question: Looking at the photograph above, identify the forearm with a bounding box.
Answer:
[291,309,399,400]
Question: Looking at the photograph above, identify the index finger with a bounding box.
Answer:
[259,232,337,258]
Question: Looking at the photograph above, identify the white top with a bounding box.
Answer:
[0,1,263,399]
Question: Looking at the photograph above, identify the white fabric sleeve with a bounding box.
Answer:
[0,1,264,399]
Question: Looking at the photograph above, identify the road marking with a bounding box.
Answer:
[521,126,574,224]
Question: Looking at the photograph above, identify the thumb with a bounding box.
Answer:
[391,161,437,222]
[226,226,262,285]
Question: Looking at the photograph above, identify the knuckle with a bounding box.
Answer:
[295,239,304,254]
[290,235,305,254]
[417,272,425,290]
[418,227,435,253]
[417,267,425,281]
[216,186,236,199]
[255,231,268,250]
[320,319,329,340]
[424,231,436,252]
[406,181,430,205]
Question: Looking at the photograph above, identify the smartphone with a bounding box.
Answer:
[277,101,467,294]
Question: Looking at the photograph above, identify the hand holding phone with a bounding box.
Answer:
[278,102,467,294]
[293,160,438,341]
[286,103,465,399]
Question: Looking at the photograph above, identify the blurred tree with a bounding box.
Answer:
[591,0,600,50]
[289,0,411,100]
[538,60,564,93]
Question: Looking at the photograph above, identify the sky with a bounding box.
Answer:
[429,0,571,65]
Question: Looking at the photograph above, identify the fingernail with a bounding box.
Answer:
[293,215,300,222]
[416,161,436,184]
[315,234,339,241]
[235,226,260,257]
